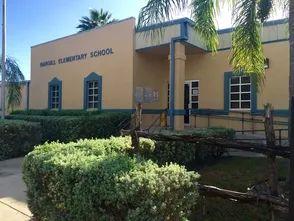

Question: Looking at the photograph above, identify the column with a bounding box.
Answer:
[169,42,186,131]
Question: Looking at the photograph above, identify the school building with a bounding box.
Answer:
[8,17,290,130]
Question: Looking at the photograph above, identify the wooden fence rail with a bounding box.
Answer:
[121,130,291,158]
[121,128,290,214]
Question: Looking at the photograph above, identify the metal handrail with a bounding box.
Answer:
[144,109,168,133]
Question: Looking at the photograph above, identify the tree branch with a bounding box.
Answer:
[199,184,289,213]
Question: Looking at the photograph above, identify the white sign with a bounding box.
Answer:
[135,87,159,103]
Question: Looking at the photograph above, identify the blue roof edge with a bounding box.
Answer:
[136,17,288,34]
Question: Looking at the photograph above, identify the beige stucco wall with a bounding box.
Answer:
[30,18,136,110]
[186,40,289,111]
[133,52,169,110]
[28,16,289,131]
[135,40,289,130]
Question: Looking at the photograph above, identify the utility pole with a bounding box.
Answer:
[1,0,6,119]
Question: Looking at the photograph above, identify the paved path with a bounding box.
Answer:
[0,158,32,221]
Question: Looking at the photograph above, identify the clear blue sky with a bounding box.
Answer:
[5,0,147,79]
[3,0,285,80]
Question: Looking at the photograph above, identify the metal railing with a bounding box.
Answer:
[234,128,289,146]
[192,110,288,130]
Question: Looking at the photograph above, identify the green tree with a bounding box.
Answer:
[138,0,293,218]
[77,8,116,32]
[1,57,25,111]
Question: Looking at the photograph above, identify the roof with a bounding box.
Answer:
[136,17,288,34]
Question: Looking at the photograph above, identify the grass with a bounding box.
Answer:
[192,157,289,221]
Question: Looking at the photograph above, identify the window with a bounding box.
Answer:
[230,76,251,110]
[87,81,99,109]
[84,72,102,110]
[190,81,199,109]
[48,78,62,110]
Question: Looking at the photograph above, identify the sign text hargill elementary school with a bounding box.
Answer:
[40,48,114,68]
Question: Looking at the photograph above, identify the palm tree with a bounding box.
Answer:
[138,0,293,218]
[1,57,25,111]
[77,9,116,32]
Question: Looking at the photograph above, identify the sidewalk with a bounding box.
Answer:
[0,158,32,221]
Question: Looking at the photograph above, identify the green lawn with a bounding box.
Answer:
[192,157,289,221]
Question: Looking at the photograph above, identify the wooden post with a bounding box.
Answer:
[131,103,142,154]
[264,103,278,220]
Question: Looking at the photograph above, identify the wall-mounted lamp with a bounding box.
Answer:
[264,58,270,69]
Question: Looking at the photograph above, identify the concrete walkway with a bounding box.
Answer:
[0,158,32,221]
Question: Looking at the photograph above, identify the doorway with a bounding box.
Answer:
[184,80,199,125]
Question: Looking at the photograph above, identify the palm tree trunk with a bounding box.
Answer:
[289,0,294,219]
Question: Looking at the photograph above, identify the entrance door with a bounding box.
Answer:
[184,80,199,125]
[184,83,190,124]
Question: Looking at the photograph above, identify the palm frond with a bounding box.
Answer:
[257,0,273,22]
[230,0,265,89]
[137,0,188,28]
[77,8,115,32]
[7,84,22,111]
[275,0,288,13]
[0,57,24,111]
[191,0,220,52]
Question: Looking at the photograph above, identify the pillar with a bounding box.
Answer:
[169,42,186,131]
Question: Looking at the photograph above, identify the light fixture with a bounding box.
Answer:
[264,58,270,69]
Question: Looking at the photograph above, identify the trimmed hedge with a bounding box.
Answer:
[23,137,200,221]
[0,120,42,160]
[152,127,235,167]
[9,112,131,143]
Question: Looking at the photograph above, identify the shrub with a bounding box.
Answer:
[9,112,131,143]
[0,120,42,160]
[152,127,235,167]
[23,137,200,221]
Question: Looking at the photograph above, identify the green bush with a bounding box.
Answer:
[152,127,235,167]
[0,120,42,160]
[23,137,200,221]
[9,112,131,143]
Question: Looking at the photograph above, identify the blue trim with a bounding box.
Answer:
[251,80,258,114]
[83,72,102,110]
[136,17,288,53]
[191,109,228,115]
[224,72,257,114]
[142,109,164,114]
[140,108,288,117]
[217,18,288,34]
[136,17,287,34]
[48,77,62,111]
[103,109,135,113]
[168,19,189,129]
[224,72,232,113]
[216,38,289,52]
[136,18,194,33]
[169,40,175,128]
[252,109,289,117]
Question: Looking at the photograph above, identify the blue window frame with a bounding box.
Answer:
[84,72,102,110]
[224,72,257,113]
[48,77,62,110]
